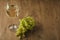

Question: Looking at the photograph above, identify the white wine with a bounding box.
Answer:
[6,4,18,17]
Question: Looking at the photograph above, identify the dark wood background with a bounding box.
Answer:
[0,0,60,40]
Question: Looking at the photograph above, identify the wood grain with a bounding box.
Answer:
[0,0,60,40]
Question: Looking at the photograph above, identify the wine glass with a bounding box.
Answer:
[6,2,19,32]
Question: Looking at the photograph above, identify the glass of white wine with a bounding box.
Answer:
[6,3,19,32]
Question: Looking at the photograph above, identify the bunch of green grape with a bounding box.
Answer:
[16,16,35,37]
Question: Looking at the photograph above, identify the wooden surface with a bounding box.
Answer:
[0,0,60,40]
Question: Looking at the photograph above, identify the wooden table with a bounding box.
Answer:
[0,0,60,40]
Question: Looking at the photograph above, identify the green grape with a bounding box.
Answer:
[16,26,26,36]
[24,16,35,30]
[16,16,35,37]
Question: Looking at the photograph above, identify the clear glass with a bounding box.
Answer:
[6,3,19,32]
[6,3,19,17]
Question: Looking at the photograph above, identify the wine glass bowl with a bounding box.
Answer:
[6,4,19,17]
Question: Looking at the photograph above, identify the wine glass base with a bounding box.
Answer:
[8,24,18,32]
